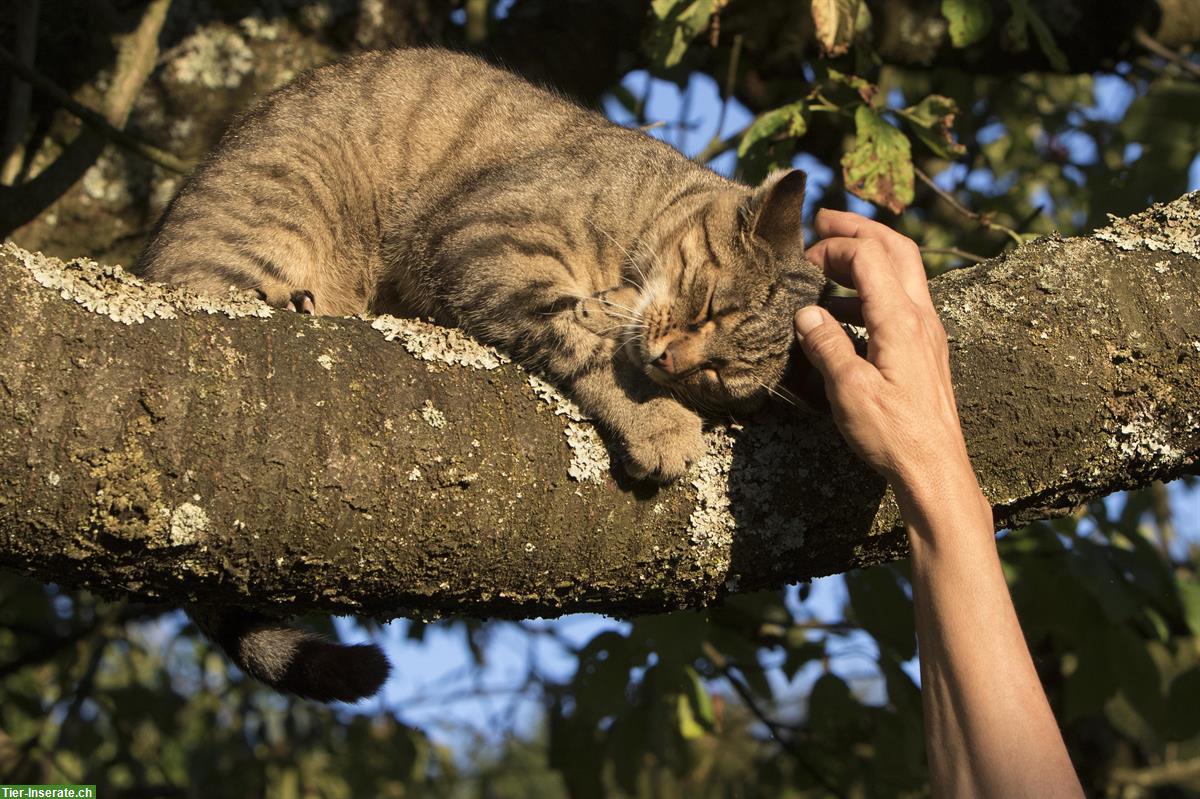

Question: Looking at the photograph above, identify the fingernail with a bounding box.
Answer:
[794,306,823,337]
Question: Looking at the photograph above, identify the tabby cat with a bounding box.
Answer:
[139,48,824,702]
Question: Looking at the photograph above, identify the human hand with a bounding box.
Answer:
[794,210,973,497]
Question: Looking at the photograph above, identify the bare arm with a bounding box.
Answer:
[794,210,1084,798]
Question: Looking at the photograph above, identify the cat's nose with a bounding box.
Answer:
[654,349,674,373]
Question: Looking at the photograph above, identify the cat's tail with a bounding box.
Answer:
[189,607,391,703]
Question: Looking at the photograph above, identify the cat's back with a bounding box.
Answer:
[140,48,716,313]
[219,49,643,180]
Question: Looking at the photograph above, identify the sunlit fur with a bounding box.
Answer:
[611,189,821,415]
[139,50,824,701]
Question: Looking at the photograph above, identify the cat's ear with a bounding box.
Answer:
[743,169,807,259]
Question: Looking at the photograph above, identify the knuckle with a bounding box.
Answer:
[856,238,887,260]
[900,237,922,264]
[801,326,840,357]
[803,324,843,359]
[831,371,883,413]
[834,363,873,394]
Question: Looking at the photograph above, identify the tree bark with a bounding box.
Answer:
[1,193,1198,621]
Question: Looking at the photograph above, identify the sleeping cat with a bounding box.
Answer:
[139,48,824,702]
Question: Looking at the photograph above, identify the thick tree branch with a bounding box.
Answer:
[0,193,1198,620]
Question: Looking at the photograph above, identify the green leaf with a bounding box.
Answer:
[1005,0,1068,71]
[651,0,679,17]
[737,101,809,156]
[682,665,716,731]
[644,0,714,68]
[1164,667,1200,740]
[941,0,992,47]
[1179,577,1200,636]
[826,67,879,106]
[879,653,922,720]
[841,106,915,213]
[1062,639,1114,723]
[782,636,825,682]
[812,0,864,58]
[845,564,916,660]
[571,630,634,724]
[899,94,966,158]
[610,703,653,794]
[1066,539,1141,623]
[807,673,866,738]
[676,693,705,739]
[1107,627,1165,730]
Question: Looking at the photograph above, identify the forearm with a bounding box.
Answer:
[897,469,1083,798]
[795,210,1084,794]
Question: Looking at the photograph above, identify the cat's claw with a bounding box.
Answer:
[285,290,316,315]
[257,288,317,314]
[621,401,705,483]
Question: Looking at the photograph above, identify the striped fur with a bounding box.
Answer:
[142,49,824,700]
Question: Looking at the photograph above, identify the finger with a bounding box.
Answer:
[805,237,910,319]
[812,209,933,311]
[822,295,864,326]
[806,237,928,369]
[794,306,864,383]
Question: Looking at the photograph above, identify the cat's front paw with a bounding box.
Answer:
[621,401,705,483]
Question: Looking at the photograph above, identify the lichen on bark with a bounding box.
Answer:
[0,192,1197,619]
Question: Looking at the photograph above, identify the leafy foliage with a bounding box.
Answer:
[645,0,716,68]
[941,0,993,47]
[3,0,1200,796]
[841,106,916,213]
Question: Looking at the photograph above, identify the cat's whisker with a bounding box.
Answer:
[631,240,658,282]
[589,221,651,289]
[635,237,666,278]
[589,297,640,316]
[772,382,803,405]
[757,380,798,408]
[595,321,642,337]
[599,312,645,325]
[563,292,644,322]
[671,385,718,416]
[602,298,640,315]
[630,258,652,291]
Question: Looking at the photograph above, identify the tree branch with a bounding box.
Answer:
[0,193,1198,621]
[0,43,190,176]
[0,0,184,237]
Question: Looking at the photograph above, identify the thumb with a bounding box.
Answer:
[794,306,858,380]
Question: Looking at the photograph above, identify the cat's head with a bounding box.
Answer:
[611,169,823,413]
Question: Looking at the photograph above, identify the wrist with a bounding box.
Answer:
[891,456,993,543]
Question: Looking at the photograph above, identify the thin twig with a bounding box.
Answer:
[1133,27,1200,78]
[1112,754,1200,788]
[0,43,191,175]
[1017,203,1046,231]
[914,166,1023,247]
[1,0,39,185]
[0,604,160,679]
[1148,481,1176,559]
[701,641,848,798]
[920,246,987,264]
[694,33,744,166]
[676,75,693,151]
[694,129,743,164]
